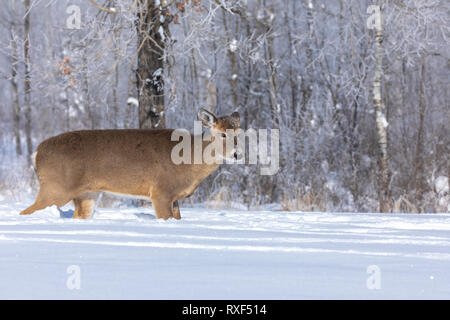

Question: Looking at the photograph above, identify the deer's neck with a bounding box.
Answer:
[189,133,221,176]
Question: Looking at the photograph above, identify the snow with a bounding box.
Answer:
[229,39,238,52]
[435,176,449,194]
[126,97,139,107]
[158,26,165,41]
[153,68,163,77]
[377,113,389,128]
[0,197,449,299]
[257,9,264,20]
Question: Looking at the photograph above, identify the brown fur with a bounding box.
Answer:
[20,110,239,220]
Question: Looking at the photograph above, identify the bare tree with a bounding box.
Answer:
[136,0,172,129]
[371,1,390,212]
[9,1,21,156]
[23,0,32,164]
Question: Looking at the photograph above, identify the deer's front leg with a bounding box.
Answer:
[151,195,173,220]
[172,200,181,220]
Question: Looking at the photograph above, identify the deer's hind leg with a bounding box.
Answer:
[20,184,73,215]
[172,200,181,220]
[73,192,99,219]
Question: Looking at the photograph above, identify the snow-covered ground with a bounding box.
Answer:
[0,196,449,299]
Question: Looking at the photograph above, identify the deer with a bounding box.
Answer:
[19,108,240,220]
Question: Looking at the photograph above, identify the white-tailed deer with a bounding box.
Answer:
[20,109,240,220]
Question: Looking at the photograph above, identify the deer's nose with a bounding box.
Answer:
[233,152,238,160]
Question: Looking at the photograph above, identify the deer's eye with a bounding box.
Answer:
[221,133,226,138]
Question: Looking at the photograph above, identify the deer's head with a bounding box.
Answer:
[197,108,241,162]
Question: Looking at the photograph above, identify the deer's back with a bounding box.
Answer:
[34,129,179,194]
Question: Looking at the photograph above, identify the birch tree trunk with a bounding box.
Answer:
[24,0,32,164]
[82,52,95,129]
[286,0,298,125]
[300,0,314,118]
[112,49,120,128]
[221,10,238,110]
[372,1,390,212]
[126,63,138,129]
[261,5,279,129]
[413,55,426,212]
[10,7,21,156]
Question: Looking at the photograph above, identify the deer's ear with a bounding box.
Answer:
[231,112,240,125]
[197,108,217,127]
